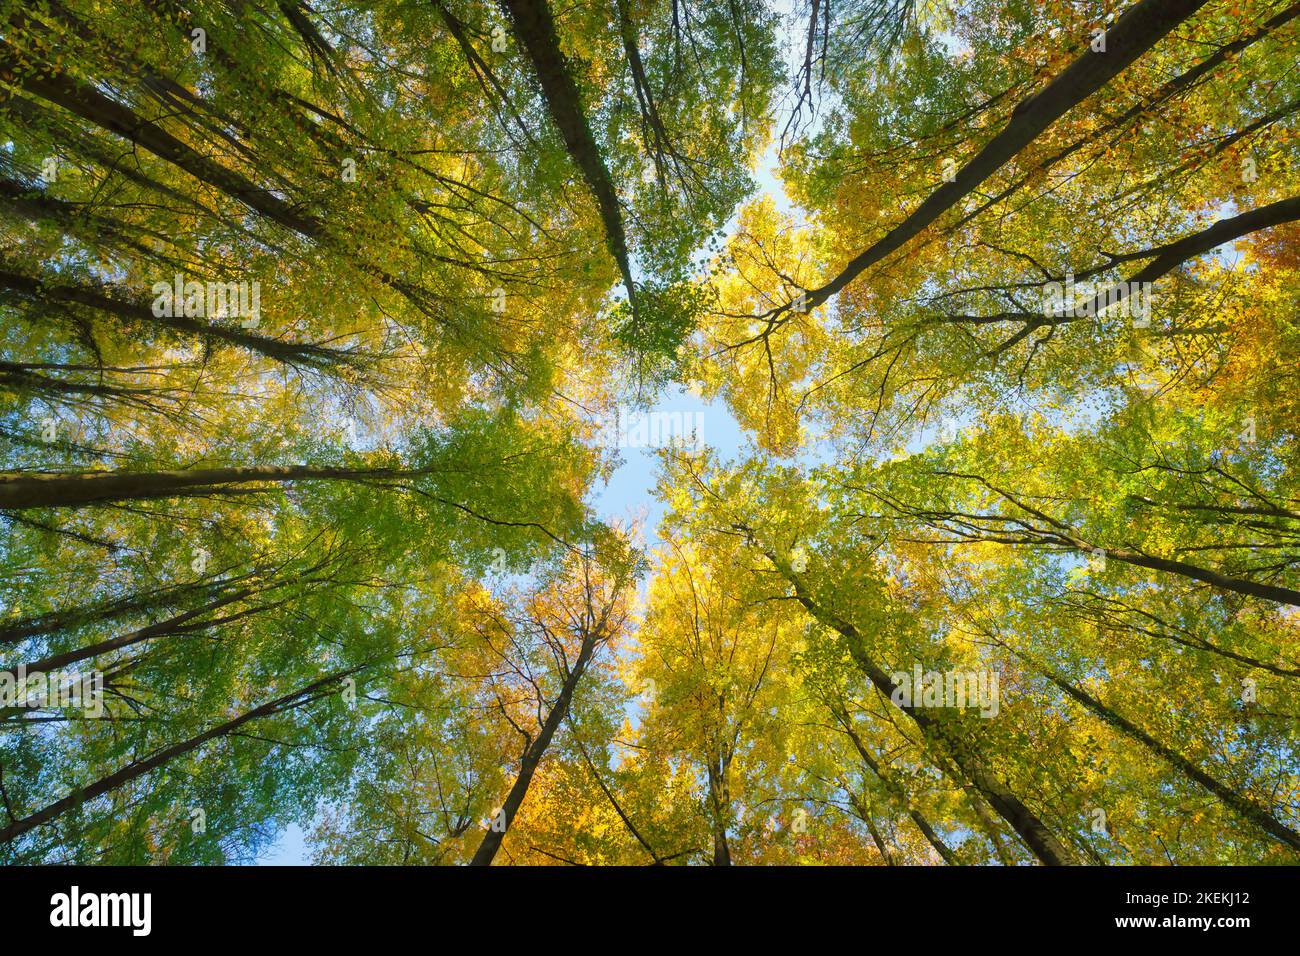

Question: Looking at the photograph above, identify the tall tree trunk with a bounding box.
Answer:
[951,2,1300,230]
[0,463,424,510]
[0,175,178,267]
[751,540,1078,864]
[2,587,259,679]
[834,706,959,864]
[911,479,1300,608]
[469,636,597,865]
[0,575,254,647]
[1094,543,1300,609]
[706,759,733,866]
[0,39,324,240]
[961,784,1018,866]
[0,668,357,844]
[847,790,896,865]
[1029,658,1300,851]
[496,0,638,314]
[0,268,352,370]
[802,0,1212,310]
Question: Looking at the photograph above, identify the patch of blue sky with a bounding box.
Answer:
[259,822,308,866]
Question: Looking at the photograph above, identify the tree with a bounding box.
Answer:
[4,0,1298,867]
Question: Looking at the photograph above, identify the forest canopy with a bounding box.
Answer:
[0,0,1297,865]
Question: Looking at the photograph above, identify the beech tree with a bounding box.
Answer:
[3,0,1297,866]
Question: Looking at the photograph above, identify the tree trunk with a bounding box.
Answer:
[0,576,251,647]
[0,463,421,511]
[951,2,1300,231]
[0,39,323,240]
[803,0,1211,310]
[0,668,357,844]
[1099,544,1300,609]
[0,268,351,370]
[4,587,261,679]
[755,542,1078,864]
[706,760,733,866]
[469,636,597,865]
[1034,661,1300,851]
[496,0,638,313]
[835,707,959,864]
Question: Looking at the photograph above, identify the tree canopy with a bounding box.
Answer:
[1,0,1296,865]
